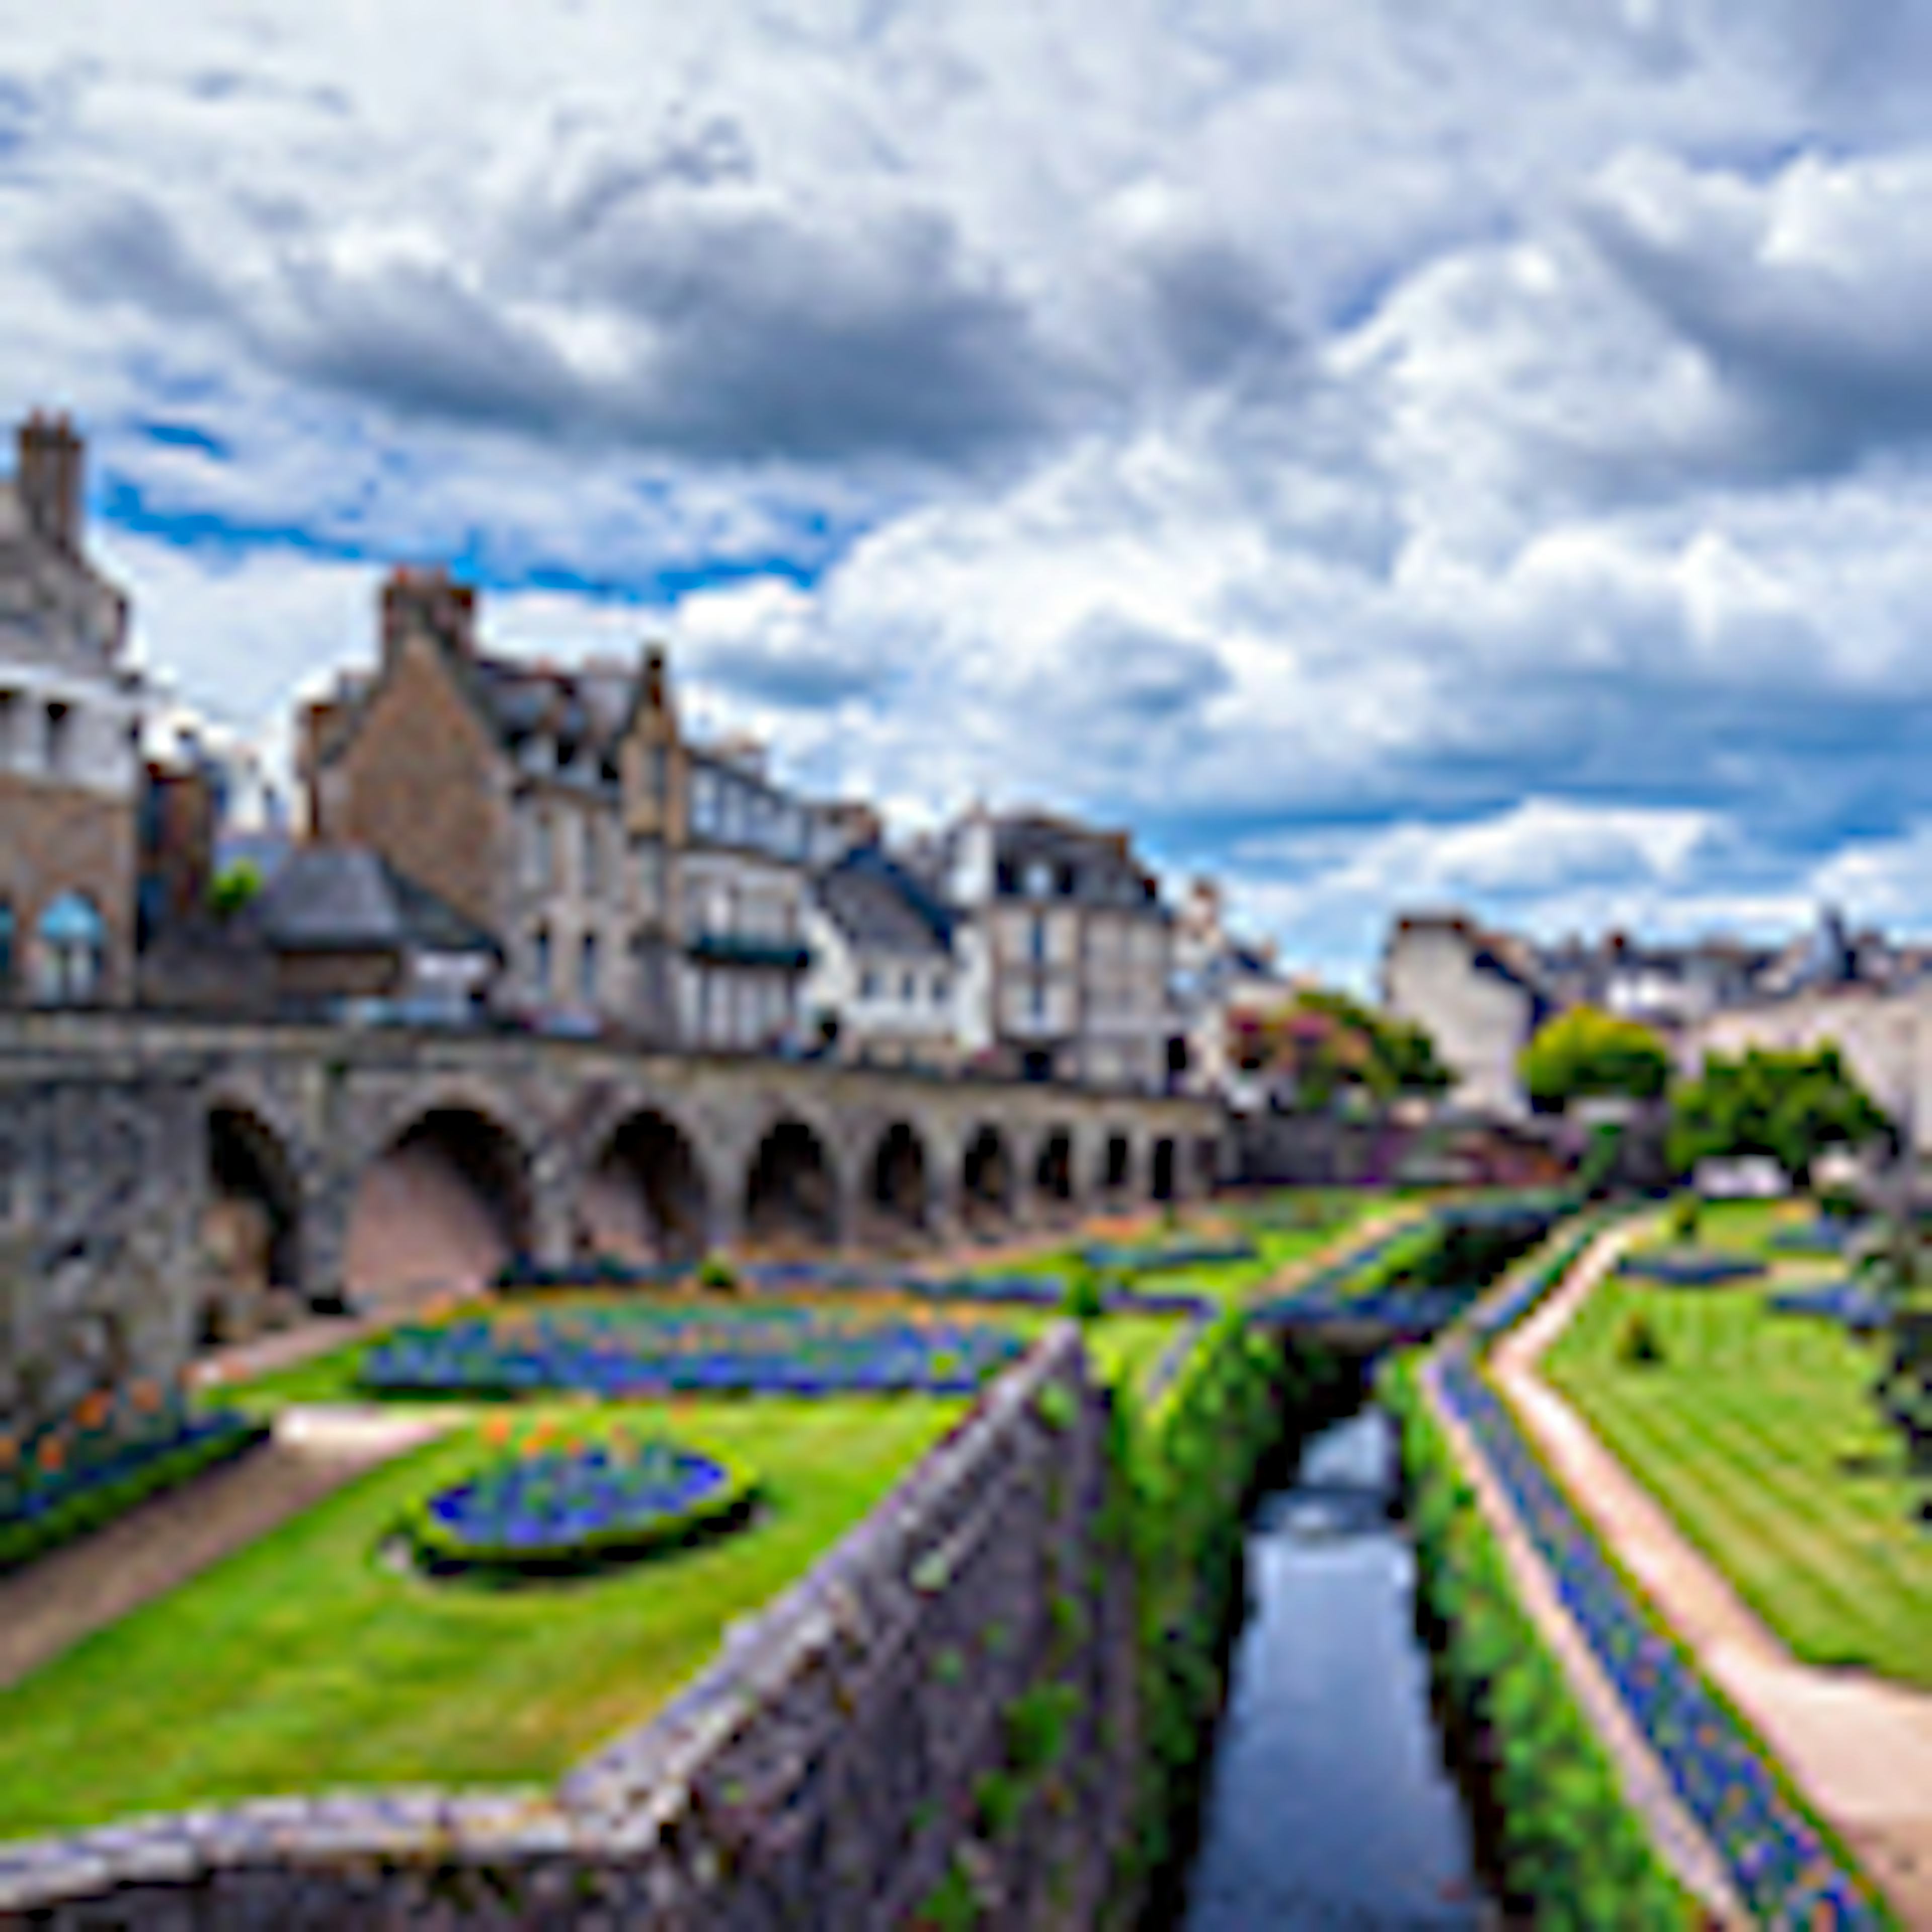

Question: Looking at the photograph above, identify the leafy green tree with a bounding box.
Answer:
[1233,987,1452,1107]
[208,859,263,921]
[1518,1006,1671,1111]
[1667,1045,1891,1187]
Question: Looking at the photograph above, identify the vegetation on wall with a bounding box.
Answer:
[1384,1358,1694,1928]
[1518,1006,1671,1111]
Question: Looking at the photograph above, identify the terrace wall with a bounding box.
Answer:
[0,1326,1143,1929]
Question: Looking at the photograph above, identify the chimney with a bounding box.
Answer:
[380,566,477,667]
[641,641,671,716]
[16,412,84,551]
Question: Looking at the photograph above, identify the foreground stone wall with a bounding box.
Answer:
[0,1327,1141,1929]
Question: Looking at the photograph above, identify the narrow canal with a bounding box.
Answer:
[1179,1403,1490,1930]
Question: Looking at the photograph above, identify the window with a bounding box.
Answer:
[0,900,13,998]
[1029,914,1046,963]
[860,968,880,1001]
[901,971,916,1004]
[579,932,599,1006]
[582,817,602,896]
[1056,863,1076,897]
[1029,979,1045,1022]
[1024,860,1052,898]
[932,973,948,1007]
[650,744,669,807]
[0,692,15,766]
[532,926,551,998]
[36,892,105,1004]
[634,839,663,917]
[526,812,554,891]
[44,702,70,777]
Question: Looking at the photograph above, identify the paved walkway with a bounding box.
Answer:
[1493,1228,1932,1927]
[0,1408,448,1691]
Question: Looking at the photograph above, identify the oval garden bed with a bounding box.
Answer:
[408,1430,755,1575]
[361,1304,1027,1401]
[1616,1246,1766,1287]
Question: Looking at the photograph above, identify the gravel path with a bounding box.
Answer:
[0,1409,449,1691]
[1493,1227,1932,1928]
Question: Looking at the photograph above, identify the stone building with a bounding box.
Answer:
[1169,875,1298,1097]
[802,843,960,1069]
[0,414,140,1006]
[1382,913,1551,1115]
[300,569,828,1049]
[925,808,1178,1091]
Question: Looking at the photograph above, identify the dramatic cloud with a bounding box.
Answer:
[13,0,1932,975]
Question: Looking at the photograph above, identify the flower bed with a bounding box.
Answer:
[407,1427,752,1572]
[1435,1346,1884,1925]
[496,1255,689,1292]
[1617,1247,1766,1287]
[360,1304,1026,1400]
[1769,1282,1893,1334]
[2,1385,266,1576]
[1079,1237,1256,1275]
[1768,1219,1862,1255]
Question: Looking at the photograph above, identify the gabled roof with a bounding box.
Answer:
[256,846,501,957]
[815,846,954,958]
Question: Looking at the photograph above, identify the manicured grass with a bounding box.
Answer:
[1544,1270,1932,1689]
[0,1395,963,1840]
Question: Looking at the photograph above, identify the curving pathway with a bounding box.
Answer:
[1494,1228,1932,1927]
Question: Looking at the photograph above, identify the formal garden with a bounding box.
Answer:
[0,1190,1402,1845]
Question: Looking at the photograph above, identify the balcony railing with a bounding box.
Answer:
[687,932,812,971]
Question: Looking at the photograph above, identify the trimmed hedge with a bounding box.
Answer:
[1385,1356,1694,1929]
[0,1411,267,1577]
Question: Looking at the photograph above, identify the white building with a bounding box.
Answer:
[1169,876,1297,1097]
[1382,913,1549,1116]
[930,808,1178,1091]
[802,845,959,1069]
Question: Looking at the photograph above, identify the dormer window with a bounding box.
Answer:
[1024,861,1052,898]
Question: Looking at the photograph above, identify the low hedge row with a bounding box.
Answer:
[0,1411,267,1577]
[1384,1356,1694,1929]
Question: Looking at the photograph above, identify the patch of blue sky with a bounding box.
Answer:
[93,467,866,609]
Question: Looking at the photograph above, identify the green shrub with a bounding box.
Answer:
[1063,1264,1107,1325]
[1616,1312,1666,1369]
[696,1254,739,1296]
[1668,1192,1702,1244]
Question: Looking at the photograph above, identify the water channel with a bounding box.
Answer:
[1179,1404,1491,1930]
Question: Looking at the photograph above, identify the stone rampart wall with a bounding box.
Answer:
[0,1326,1142,1929]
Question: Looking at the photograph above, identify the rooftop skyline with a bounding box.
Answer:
[11,1,1932,980]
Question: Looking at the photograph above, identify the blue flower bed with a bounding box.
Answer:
[1618,1247,1766,1287]
[409,1430,752,1570]
[2,1394,266,1575]
[495,1255,689,1292]
[1436,1346,1884,1925]
[1079,1237,1256,1275]
[1769,1282,1893,1335]
[1769,1219,1863,1255]
[361,1304,1026,1400]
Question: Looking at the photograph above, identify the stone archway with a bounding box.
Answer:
[744,1117,840,1250]
[1102,1131,1133,1198]
[962,1124,1015,1230]
[579,1108,710,1265]
[867,1120,930,1245]
[202,1104,305,1343]
[1034,1127,1075,1214]
[1152,1136,1178,1202]
[345,1105,535,1309]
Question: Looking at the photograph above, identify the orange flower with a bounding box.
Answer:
[36,1435,66,1475]
[76,1391,112,1430]
[0,1435,17,1470]
[130,1380,163,1414]
[481,1414,514,1450]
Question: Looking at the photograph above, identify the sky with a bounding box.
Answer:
[11,0,1932,984]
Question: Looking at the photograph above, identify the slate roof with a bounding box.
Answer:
[815,847,954,958]
[989,812,1160,907]
[256,847,500,956]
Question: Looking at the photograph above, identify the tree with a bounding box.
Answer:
[1666,1044,1891,1188]
[208,859,263,921]
[1231,987,1452,1108]
[1518,1006,1671,1112]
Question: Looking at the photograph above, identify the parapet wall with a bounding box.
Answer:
[0,1326,1141,1929]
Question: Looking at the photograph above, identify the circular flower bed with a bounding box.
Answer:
[361,1304,1025,1401]
[409,1429,752,1572]
[1617,1246,1766,1287]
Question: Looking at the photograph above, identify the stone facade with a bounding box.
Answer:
[0,415,140,1008]
[0,1328,1143,1931]
[1382,915,1547,1116]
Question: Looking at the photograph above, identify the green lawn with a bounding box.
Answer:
[1543,1266,1932,1689]
[0,1395,964,1840]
